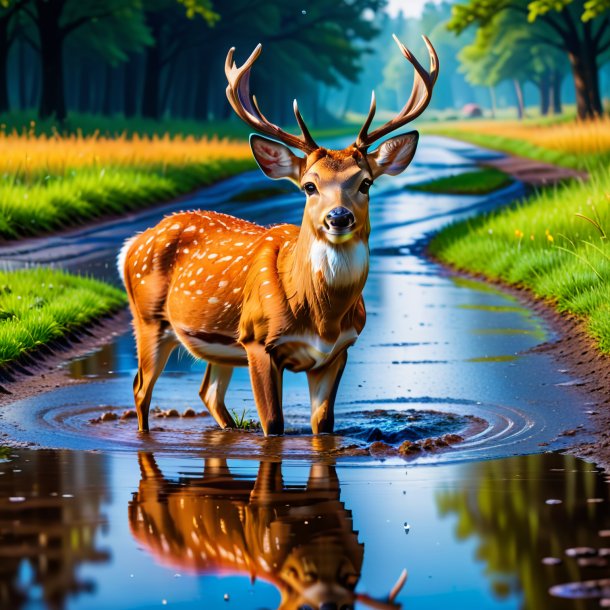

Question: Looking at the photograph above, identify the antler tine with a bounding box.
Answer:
[355,91,377,149]
[356,35,439,150]
[224,44,319,154]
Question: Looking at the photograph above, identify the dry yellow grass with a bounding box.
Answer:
[2,127,252,180]
[436,117,610,156]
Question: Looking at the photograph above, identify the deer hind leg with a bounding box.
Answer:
[307,350,348,434]
[199,363,236,429]
[244,342,284,436]
[132,323,177,432]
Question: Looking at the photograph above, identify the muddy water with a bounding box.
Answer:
[1,450,609,610]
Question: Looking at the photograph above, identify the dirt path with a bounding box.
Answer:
[483,155,588,187]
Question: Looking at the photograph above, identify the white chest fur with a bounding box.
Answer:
[309,239,368,287]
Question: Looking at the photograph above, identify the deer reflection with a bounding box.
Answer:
[129,454,404,610]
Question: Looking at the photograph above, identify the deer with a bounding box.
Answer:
[118,35,439,436]
[129,453,407,610]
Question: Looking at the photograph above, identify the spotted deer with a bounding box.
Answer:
[118,35,439,436]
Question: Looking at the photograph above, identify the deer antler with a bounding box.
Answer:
[225,44,319,154]
[355,35,439,150]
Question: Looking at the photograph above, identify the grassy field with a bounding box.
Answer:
[423,117,610,171]
[409,167,512,195]
[429,117,610,353]
[0,128,255,239]
[0,268,126,366]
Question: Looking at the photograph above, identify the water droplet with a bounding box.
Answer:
[404,522,410,534]
[301,9,307,14]
[542,557,562,566]
[224,593,230,602]
[546,498,562,505]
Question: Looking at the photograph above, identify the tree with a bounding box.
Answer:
[448,0,610,119]
[25,0,149,120]
[139,0,218,120]
[458,11,568,118]
[0,1,28,113]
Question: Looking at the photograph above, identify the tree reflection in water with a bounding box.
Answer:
[0,450,110,610]
[129,453,405,610]
[436,454,610,609]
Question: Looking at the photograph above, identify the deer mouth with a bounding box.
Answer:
[322,224,357,244]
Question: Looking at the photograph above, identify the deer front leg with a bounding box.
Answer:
[199,363,236,429]
[307,350,348,434]
[244,342,284,436]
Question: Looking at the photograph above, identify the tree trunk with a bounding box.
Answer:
[141,13,163,119]
[550,69,563,115]
[101,63,113,115]
[124,56,138,117]
[489,86,496,119]
[513,79,524,120]
[0,34,9,114]
[538,70,551,116]
[78,62,90,112]
[35,0,67,121]
[193,53,211,120]
[18,38,26,110]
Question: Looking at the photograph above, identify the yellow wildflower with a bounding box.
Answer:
[515,229,524,239]
[547,234,554,243]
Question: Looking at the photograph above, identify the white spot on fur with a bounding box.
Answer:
[309,239,369,287]
[218,280,228,287]
[208,297,219,304]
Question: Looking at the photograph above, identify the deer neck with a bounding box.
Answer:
[281,223,369,336]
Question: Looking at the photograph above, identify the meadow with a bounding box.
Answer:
[410,167,512,195]
[0,122,255,239]
[0,268,126,366]
[429,117,610,353]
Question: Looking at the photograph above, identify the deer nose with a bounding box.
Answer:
[325,207,355,229]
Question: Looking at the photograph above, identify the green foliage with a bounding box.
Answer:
[0,268,126,366]
[409,167,513,195]
[177,0,218,23]
[583,0,610,19]
[430,162,610,353]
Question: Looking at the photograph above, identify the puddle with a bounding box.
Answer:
[0,450,608,610]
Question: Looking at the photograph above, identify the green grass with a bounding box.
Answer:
[423,127,588,169]
[0,268,126,366]
[409,167,512,195]
[0,159,255,240]
[429,164,610,353]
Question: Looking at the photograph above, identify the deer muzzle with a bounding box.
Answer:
[323,207,356,243]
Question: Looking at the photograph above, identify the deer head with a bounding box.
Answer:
[225,35,439,250]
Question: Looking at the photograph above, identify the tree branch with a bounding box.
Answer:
[593,17,609,46]
[61,10,115,37]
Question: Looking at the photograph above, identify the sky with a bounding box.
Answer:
[386,0,447,17]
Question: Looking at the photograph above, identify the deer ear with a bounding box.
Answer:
[367,131,419,179]
[250,134,302,184]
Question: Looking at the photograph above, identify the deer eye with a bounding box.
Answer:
[359,179,372,194]
[303,182,317,196]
